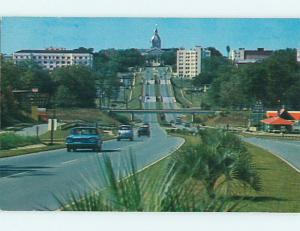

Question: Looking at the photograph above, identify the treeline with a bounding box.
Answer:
[0,49,145,127]
[193,49,300,109]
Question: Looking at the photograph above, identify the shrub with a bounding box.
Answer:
[108,112,130,124]
[59,152,240,212]
[170,129,261,198]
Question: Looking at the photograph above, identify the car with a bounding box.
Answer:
[184,122,191,128]
[138,125,151,137]
[66,127,102,152]
[117,125,134,141]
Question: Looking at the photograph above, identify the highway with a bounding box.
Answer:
[0,67,184,210]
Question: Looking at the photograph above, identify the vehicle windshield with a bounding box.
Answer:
[119,126,131,130]
[71,128,98,135]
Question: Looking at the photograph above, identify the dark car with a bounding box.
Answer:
[66,127,102,152]
[117,125,134,141]
[138,125,151,137]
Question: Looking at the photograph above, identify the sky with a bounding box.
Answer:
[1,17,300,55]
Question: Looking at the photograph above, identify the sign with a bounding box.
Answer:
[32,88,39,93]
[48,119,58,131]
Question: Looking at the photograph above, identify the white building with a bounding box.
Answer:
[13,48,93,70]
[229,48,273,65]
[297,49,300,62]
[177,46,210,79]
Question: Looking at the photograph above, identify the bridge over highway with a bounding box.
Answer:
[106,108,218,121]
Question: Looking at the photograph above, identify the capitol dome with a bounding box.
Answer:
[151,27,161,49]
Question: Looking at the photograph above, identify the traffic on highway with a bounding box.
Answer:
[0,66,184,210]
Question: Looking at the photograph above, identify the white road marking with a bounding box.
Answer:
[61,159,78,165]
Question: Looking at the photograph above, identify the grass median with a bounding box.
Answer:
[132,132,300,212]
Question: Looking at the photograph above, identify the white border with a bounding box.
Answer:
[0,0,299,17]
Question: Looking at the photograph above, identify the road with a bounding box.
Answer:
[0,67,184,211]
[16,124,49,136]
[243,137,300,172]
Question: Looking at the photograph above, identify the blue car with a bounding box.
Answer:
[66,127,102,152]
[117,125,134,141]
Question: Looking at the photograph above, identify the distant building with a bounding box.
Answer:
[151,26,161,49]
[229,48,273,65]
[13,47,93,70]
[176,46,211,78]
[297,49,300,62]
[262,109,300,133]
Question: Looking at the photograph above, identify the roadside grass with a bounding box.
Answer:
[40,129,71,141]
[128,73,143,109]
[0,144,65,158]
[0,133,40,150]
[183,91,204,108]
[171,78,192,108]
[52,108,119,125]
[194,111,250,128]
[135,132,300,212]
[239,143,300,212]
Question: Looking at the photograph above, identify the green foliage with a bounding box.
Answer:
[170,129,261,198]
[93,49,145,101]
[0,133,40,150]
[1,59,38,127]
[18,60,55,94]
[203,49,300,109]
[206,47,223,57]
[160,49,177,66]
[52,65,96,108]
[108,112,130,124]
[193,56,231,86]
[60,153,240,212]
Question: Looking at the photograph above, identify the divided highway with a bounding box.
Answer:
[0,67,184,210]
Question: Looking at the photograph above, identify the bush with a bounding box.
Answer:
[108,112,130,124]
[0,133,40,150]
[170,129,261,198]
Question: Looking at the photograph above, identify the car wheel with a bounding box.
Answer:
[67,147,71,152]
[95,146,102,152]
[117,138,120,141]
[130,137,133,141]
[73,148,77,152]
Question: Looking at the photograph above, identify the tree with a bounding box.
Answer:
[226,45,230,57]
[0,59,28,127]
[160,49,177,66]
[18,60,55,95]
[207,47,223,57]
[52,66,96,108]
[170,129,261,198]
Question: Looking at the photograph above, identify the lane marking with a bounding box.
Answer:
[61,159,78,165]
[244,140,300,173]
[0,171,31,179]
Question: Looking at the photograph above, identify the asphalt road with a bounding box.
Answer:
[16,124,49,136]
[243,137,300,172]
[0,67,184,211]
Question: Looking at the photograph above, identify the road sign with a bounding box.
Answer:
[48,119,58,131]
[32,88,39,93]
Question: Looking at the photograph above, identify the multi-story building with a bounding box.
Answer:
[177,46,210,78]
[229,48,273,65]
[13,48,93,70]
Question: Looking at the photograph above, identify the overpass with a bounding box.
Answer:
[106,108,218,121]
